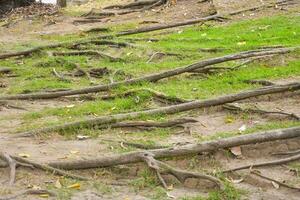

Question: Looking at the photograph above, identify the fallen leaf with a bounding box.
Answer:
[225,116,234,123]
[167,192,175,198]
[67,183,81,189]
[231,178,244,184]
[237,41,246,46]
[271,181,280,189]
[230,146,242,156]
[55,179,62,189]
[18,153,30,158]
[66,104,75,108]
[76,135,90,140]
[70,150,79,154]
[238,124,247,133]
[39,194,49,198]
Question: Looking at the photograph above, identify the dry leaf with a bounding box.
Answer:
[70,150,79,154]
[271,181,280,189]
[237,41,246,46]
[231,178,244,184]
[238,124,247,133]
[39,194,49,198]
[66,104,75,108]
[18,153,30,158]
[76,135,90,140]
[166,192,175,198]
[230,146,242,156]
[55,179,62,189]
[67,183,81,189]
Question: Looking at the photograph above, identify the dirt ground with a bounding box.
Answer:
[0,0,300,199]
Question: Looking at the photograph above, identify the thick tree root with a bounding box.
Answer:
[13,83,300,137]
[46,126,300,170]
[223,153,300,173]
[140,151,223,189]
[244,79,276,86]
[0,47,295,100]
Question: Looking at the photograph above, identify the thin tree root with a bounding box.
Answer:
[223,103,300,120]
[0,189,56,200]
[223,153,300,173]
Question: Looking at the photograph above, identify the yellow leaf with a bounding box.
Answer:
[39,194,49,198]
[67,183,81,189]
[18,153,30,158]
[237,41,246,46]
[225,116,234,123]
[55,179,62,189]
[70,150,79,154]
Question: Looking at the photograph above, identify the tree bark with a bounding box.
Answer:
[48,126,300,169]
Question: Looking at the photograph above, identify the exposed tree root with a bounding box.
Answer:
[250,170,300,191]
[98,88,189,104]
[0,47,295,100]
[244,79,276,86]
[14,83,300,137]
[223,153,300,173]
[140,151,223,189]
[146,52,182,63]
[0,153,16,186]
[0,68,12,74]
[101,118,197,129]
[103,139,168,149]
[103,0,162,10]
[223,103,300,120]
[46,126,300,170]
[272,149,300,156]
[52,50,120,61]
[117,14,218,36]
[52,68,71,82]
[0,153,89,181]
[0,189,56,200]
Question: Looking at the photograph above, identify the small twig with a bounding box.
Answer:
[250,170,300,191]
[140,152,223,189]
[223,103,300,120]
[0,189,56,200]
[223,153,300,173]
[0,153,16,185]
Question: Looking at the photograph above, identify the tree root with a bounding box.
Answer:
[250,170,300,191]
[223,103,300,121]
[272,149,300,156]
[140,151,223,189]
[51,50,120,61]
[0,153,16,186]
[244,79,275,86]
[98,88,189,104]
[0,153,89,181]
[45,126,300,170]
[0,189,56,200]
[52,68,71,82]
[0,47,295,100]
[223,153,300,173]
[13,83,300,137]
[103,139,168,149]
[100,117,197,130]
